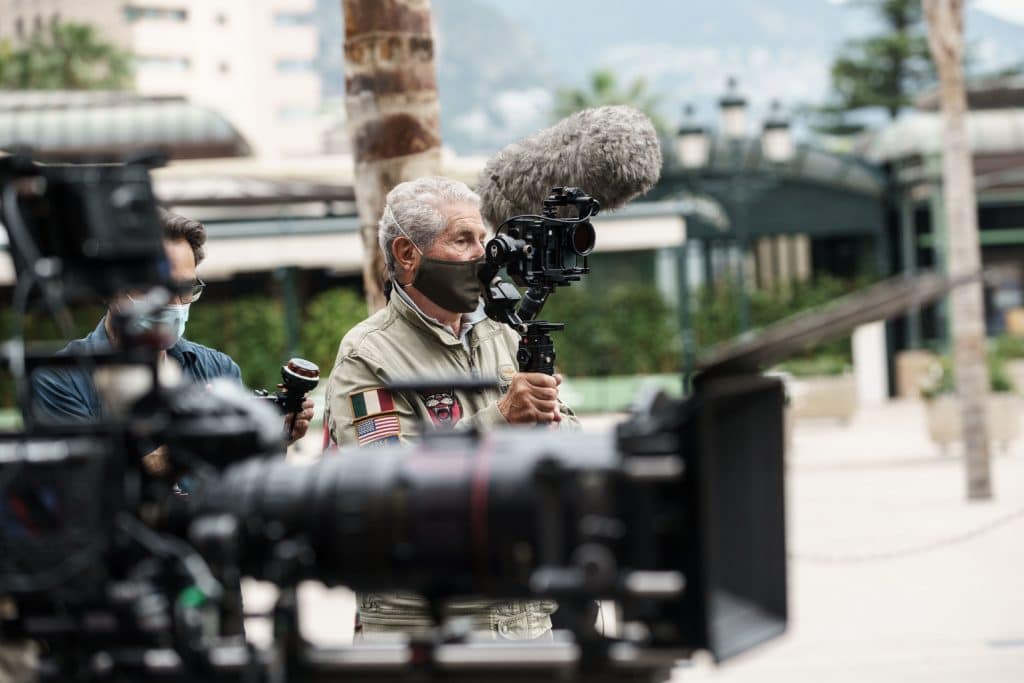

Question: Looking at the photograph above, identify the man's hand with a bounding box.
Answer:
[498,372,564,424]
[287,397,316,444]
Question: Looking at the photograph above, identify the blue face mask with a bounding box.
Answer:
[137,303,190,349]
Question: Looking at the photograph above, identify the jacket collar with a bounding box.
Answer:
[391,285,487,348]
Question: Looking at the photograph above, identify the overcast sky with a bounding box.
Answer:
[975,0,1024,25]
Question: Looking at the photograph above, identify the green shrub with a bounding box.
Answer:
[542,283,681,377]
[919,352,1013,399]
[993,334,1024,360]
[694,275,867,370]
[186,297,287,390]
[300,288,368,377]
[0,305,106,409]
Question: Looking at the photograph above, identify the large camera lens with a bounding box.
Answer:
[566,221,596,256]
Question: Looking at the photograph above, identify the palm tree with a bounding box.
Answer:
[343,0,442,312]
[552,69,665,130]
[0,22,132,90]
[922,0,991,500]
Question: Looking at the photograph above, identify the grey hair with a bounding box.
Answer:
[378,176,482,278]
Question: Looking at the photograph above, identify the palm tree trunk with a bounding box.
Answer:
[343,0,442,313]
[923,0,991,500]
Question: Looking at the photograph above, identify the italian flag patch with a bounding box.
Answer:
[351,388,396,419]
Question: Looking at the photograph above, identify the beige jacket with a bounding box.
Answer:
[325,290,576,638]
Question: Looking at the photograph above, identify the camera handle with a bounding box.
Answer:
[482,278,564,375]
[516,320,564,374]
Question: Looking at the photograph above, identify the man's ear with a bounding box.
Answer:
[392,236,419,280]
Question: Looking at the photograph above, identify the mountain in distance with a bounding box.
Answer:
[317,0,1024,155]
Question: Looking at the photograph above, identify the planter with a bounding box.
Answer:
[895,350,939,399]
[925,393,1022,454]
[787,373,857,424]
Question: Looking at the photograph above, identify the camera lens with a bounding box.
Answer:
[567,221,596,256]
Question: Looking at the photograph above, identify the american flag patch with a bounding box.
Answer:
[355,415,401,446]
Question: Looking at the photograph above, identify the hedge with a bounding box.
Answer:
[0,275,873,410]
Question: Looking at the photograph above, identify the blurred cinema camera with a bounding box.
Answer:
[0,156,792,683]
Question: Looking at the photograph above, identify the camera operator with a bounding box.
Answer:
[325,176,577,640]
[31,209,315,467]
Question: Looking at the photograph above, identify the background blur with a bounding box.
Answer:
[2,1,1024,681]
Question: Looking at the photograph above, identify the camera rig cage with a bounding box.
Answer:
[479,186,598,374]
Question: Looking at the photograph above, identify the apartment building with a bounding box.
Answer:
[0,0,324,158]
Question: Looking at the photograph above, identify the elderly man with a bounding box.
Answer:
[325,176,577,639]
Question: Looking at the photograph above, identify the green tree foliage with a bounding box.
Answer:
[692,276,875,374]
[187,297,287,391]
[552,69,666,131]
[817,0,933,132]
[542,283,681,377]
[300,288,368,378]
[0,22,132,90]
[0,305,106,409]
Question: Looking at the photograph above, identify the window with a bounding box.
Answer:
[15,18,23,38]
[276,59,315,73]
[135,56,191,72]
[216,12,227,25]
[274,12,312,26]
[219,61,230,74]
[124,6,188,23]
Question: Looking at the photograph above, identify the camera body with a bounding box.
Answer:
[480,187,598,373]
[485,186,597,292]
[1,154,168,302]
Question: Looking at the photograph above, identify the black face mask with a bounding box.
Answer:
[410,254,485,313]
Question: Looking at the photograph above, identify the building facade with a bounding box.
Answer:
[0,0,324,158]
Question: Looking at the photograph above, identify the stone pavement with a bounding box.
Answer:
[262,400,1024,682]
[680,399,1024,683]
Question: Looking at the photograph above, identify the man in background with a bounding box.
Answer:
[31,208,314,458]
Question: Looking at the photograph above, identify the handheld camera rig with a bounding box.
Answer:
[479,186,598,374]
[253,358,320,437]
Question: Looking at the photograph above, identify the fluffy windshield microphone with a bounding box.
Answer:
[476,105,662,228]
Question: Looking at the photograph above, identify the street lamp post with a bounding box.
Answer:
[718,78,752,332]
[673,81,795,340]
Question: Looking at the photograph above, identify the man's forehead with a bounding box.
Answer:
[443,205,486,233]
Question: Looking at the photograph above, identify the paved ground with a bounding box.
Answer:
[253,400,1024,681]
[681,400,1024,683]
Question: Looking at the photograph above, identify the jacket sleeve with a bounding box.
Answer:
[326,351,421,450]
[30,368,95,423]
[455,401,508,432]
[555,398,581,431]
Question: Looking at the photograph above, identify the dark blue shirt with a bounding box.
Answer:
[31,317,242,423]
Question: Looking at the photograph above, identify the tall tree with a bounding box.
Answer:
[0,22,132,90]
[923,0,990,501]
[818,0,933,131]
[343,0,442,313]
[552,69,665,130]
